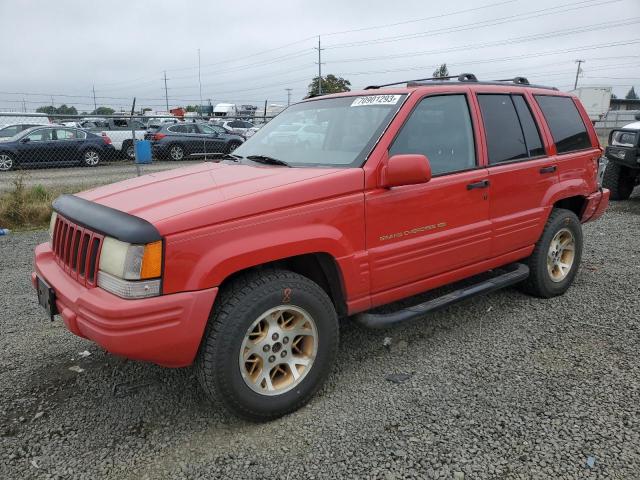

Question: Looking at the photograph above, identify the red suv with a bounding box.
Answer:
[33,74,609,420]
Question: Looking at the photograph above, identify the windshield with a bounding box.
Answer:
[234,94,406,167]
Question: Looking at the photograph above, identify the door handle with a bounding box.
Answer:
[539,165,557,174]
[467,179,490,190]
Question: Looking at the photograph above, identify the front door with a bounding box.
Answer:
[365,93,492,295]
[18,128,54,166]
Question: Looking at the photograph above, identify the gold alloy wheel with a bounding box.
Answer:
[239,305,318,396]
[547,228,576,283]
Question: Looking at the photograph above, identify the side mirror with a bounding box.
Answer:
[381,154,432,188]
[20,137,30,143]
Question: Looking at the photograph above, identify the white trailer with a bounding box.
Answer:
[570,87,612,122]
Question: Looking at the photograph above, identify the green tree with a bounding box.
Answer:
[56,104,78,115]
[91,106,115,115]
[432,63,449,79]
[185,105,198,113]
[36,105,57,115]
[308,74,351,96]
[625,87,638,100]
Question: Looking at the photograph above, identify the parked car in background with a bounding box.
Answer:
[145,122,244,160]
[0,126,114,171]
[145,117,181,131]
[221,120,260,138]
[0,113,50,129]
[0,123,51,141]
[602,116,640,200]
[83,118,147,160]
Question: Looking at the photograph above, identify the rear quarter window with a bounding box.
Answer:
[534,95,592,154]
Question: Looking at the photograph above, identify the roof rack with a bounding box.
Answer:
[365,73,557,91]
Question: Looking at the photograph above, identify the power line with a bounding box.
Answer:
[324,0,619,50]
[328,20,640,64]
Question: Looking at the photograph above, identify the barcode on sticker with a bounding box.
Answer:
[351,95,401,107]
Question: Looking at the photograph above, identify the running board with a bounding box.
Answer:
[354,263,530,329]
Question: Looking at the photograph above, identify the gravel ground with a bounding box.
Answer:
[0,160,202,193]
[0,195,639,479]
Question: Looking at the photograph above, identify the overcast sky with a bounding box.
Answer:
[0,0,638,113]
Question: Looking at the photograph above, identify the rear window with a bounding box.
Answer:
[535,95,591,154]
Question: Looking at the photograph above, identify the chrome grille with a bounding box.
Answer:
[51,215,104,286]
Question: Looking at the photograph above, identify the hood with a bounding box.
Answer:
[78,162,363,235]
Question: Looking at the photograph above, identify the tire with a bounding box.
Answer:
[82,149,101,167]
[602,162,635,200]
[519,208,583,298]
[0,152,15,171]
[226,140,242,153]
[169,144,185,161]
[196,269,339,421]
[123,140,135,160]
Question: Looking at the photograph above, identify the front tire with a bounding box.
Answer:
[0,153,15,171]
[196,269,339,421]
[520,208,583,298]
[602,162,635,200]
[123,140,135,160]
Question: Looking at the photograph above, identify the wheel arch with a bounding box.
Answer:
[553,195,588,218]
[216,252,348,318]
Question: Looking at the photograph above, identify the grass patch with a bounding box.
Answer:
[0,175,101,230]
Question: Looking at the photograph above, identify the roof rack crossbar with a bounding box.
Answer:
[364,73,555,91]
[493,77,531,85]
[365,73,479,90]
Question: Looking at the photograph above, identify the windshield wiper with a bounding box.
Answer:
[214,153,243,162]
[246,155,291,167]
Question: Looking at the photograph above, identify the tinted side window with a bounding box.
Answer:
[169,125,186,133]
[478,94,527,164]
[389,94,476,175]
[0,125,21,138]
[535,95,591,153]
[512,96,545,157]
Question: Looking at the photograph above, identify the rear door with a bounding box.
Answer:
[52,128,82,165]
[365,93,492,295]
[475,93,558,257]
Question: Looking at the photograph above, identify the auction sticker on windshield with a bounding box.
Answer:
[351,95,401,107]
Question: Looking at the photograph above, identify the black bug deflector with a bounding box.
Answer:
[52,194,161,244]
[355,263,530,329]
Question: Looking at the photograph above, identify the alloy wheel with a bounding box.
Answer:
[0,154,13,171]
[239,305,318,396]
[170,146,184,160]
[84,150,100,166]
[547,228,576,282]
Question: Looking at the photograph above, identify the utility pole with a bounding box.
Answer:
[574,60,585,90]
[198,49,203,116]
[315,36,325,95]
[285,88,292,106]
[163,71,169,112]
[92,85,97,112]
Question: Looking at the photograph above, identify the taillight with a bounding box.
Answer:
[153,133,166,141]
[101,133,112,145]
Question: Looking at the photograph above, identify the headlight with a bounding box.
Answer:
[49,212,58,243]
[97,237,163,299]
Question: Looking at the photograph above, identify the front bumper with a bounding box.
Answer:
[605,145,639,169]
[580,188,610,223]
[33,243,217,367]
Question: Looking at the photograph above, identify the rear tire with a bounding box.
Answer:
[196,269,339,421]
[82,149,101,167]
[602,162,635,200]
[226,140,242,153]
[122,140,135,160]
[519,208,583,298]
[169,144,185,161]
[0,153,15,171]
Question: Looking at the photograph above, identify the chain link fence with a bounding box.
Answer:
[0,112,275,173]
